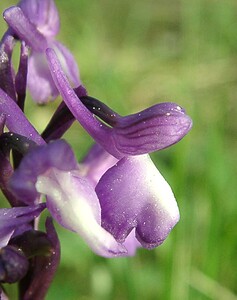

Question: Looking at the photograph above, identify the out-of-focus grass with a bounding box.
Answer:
[0,0,237,299]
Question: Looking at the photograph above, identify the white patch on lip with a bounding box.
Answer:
[36,168,126,257]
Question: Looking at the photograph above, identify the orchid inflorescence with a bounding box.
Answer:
[0,0,192,298]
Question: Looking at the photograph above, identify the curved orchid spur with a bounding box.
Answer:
[3,0,80,103]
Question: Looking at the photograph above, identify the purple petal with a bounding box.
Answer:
[36,169,126,257]
[122,229,141,256]
[80,143,118,188]
[9,140,78,204]
[0,289,8,300]
[0,33,16,101]
[27,50,59,103]
[0,87,44,145]
[47,49,192,157]
[113,103,192,155]
[0,148,21,207]
[46,48,121,158]
[54,41,80,87]
[96,155,180,249]
[0,114,6,134]
[0,203,46,248]
[18,0,60,37]
[3,6,47,52]
[27,42,80,103]
[15,41,29,109]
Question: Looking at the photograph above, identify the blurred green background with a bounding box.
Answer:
[0,0,237,299]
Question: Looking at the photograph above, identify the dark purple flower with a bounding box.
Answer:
[0,245,29,283]
[46,48,192,158]
[3,0,80,103]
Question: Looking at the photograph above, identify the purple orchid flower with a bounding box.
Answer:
[81,143,179,252]
[45,48,192,158]
[9,139,180,257]
[3,0,80,103]
[9,140,126,257]
[0,0,193,297]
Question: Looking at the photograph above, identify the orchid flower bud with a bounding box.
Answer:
[0,246,29,283]
[0,204,46,248]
